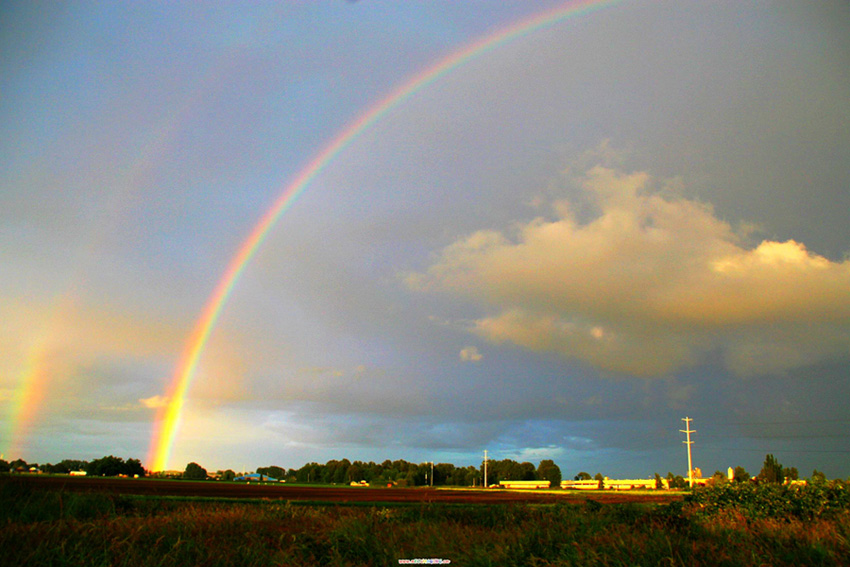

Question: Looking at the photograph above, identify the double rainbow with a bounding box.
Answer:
[147,0,619,471]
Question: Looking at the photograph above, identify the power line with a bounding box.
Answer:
[722,418,850,426]
[709,448,850,454]
[735,434,847,439]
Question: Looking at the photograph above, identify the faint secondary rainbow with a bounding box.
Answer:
[3,290,80,460]
[147,0,621,471]
[4,343,50,459]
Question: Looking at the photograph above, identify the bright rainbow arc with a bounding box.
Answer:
[147,0,620,472]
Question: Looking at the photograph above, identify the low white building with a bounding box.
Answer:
[498,480,551,489]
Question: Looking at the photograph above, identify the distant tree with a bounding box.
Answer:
[575,471,592,481]
[183,462,208,480]
[811,469,827,485]
[488,459,512,481]
[0,459,9,473]
[347,463,363,483]
[321,460,336,483]
[53,459,88,474]
[537,460,562,488]
[666,472,687,489]
[295,462,322,483]
[67,459,89,471]
[10,459,28,472]
[333,459,350,484]
[783,466,799,481]
[405,467,423,487]
[519,461,537,480]
[218,469,236,481]
[126,458,145,477]
[463,466,480,487]
[594,472,604,490]
[759,454,784,484]
[87,456,130,477]
[487,459,536,482]
[732,466,750,483]
[352,461,373,483]
[654,472,664,489]
[434,463,456,486]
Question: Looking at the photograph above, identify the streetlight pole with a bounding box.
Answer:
[483,450,488,489]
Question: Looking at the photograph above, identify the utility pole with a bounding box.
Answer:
[483,450,488,489]
[430,461,434,487]
[680,417,695,488]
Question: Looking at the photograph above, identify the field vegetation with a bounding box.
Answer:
[2,475,849,566]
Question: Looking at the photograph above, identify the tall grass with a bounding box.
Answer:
[2,476,848,566]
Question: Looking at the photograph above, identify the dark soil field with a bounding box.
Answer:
[16,474,682,505]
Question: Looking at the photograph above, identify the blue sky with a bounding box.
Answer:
[2,0,850,479]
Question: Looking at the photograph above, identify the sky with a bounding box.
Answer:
[2,0,850,479]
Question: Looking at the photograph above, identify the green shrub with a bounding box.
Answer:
[686,480,850,520]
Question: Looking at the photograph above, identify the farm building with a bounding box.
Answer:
[234,473,280,482]
[603,479,664,490]
[498,480,552,489]
[561,478,668,490]
[561,480,600,490]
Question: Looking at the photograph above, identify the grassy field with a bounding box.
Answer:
[2,475,849,566]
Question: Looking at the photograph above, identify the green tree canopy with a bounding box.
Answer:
[86,456,144,477]
[667,472,687,489]
[537,460,562,488]
[183,462,208,480]
[732,466,750,483]
[759,454,784,484]
[594,472,605,489]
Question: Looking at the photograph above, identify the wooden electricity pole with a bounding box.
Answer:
[681,417,695,488]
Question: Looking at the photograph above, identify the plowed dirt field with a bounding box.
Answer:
[14,476,683,505]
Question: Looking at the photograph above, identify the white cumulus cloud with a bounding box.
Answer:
[408,165,850,377]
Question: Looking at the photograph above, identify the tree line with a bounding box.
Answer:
[0,456,145,477]
[3,452,827,488]
[187,458,563,487]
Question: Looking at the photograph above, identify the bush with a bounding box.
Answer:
[685,480,850,520]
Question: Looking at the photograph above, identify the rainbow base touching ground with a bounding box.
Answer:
[146,0,621,472]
